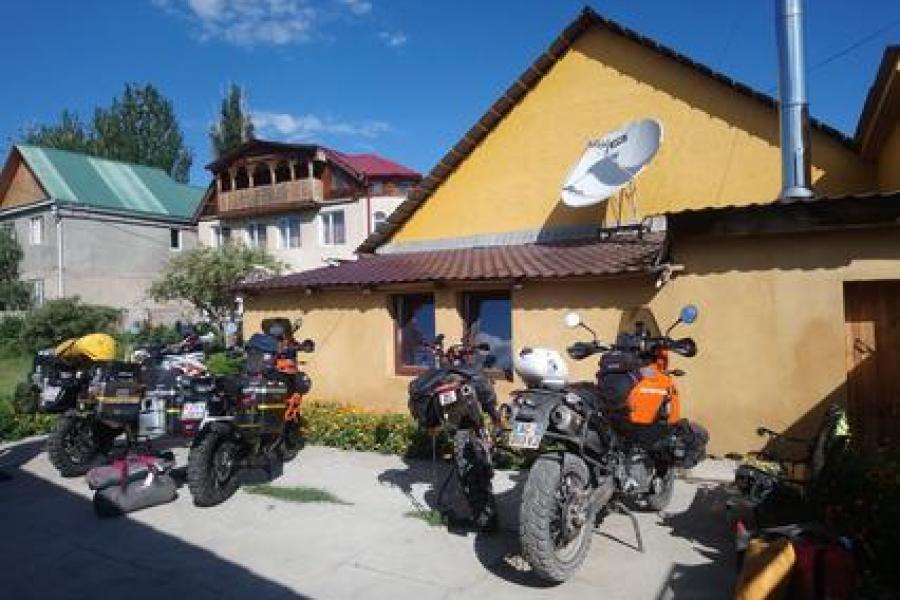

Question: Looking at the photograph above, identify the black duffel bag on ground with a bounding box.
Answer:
[93,472,178,518]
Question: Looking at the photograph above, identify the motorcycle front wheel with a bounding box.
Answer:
[47,414,118,477]
[187,428,242,507]
[277,420,304,462]
[520,454,597,583]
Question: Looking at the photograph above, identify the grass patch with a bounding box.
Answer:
[404,509,447,527]
[244,484,350,505]
[0,354,30,398]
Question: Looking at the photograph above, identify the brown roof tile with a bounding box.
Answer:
[243,234,664,292]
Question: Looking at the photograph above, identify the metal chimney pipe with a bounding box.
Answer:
[776,0,814,199]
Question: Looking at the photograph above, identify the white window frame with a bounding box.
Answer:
[212,225,232,247]
[29,216,43,245]
[170,228,182,251]
[373,210,387,230]
[247,222,267,249]
[30,279,45,306]
[319,209,346,246]
[277,217,301,249]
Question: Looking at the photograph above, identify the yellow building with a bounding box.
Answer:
[241,10,900,454]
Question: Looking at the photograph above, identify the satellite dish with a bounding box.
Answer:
[560,118,663,208]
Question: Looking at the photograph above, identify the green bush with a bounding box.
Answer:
[299,402,451,458]
[205,352,244,376]
[18,297,121,353]
[0,316,24,356]
[0,397,55,442]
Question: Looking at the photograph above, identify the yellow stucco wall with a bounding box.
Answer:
[392,26,874,244]
[878,123,900,191]
[245,226,900,455]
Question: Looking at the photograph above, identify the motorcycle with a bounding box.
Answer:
[186,318,314,507]
[506,305,708,582]
[407,334,501,531]
[31,330,211,477]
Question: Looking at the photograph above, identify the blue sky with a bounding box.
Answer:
[1,0,897,185]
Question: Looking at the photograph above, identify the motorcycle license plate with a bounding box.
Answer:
[181,402,207,420]
[509,421,545,449]
[438,390,457,406]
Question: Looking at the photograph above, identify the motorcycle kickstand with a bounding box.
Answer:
[608,500,645,553]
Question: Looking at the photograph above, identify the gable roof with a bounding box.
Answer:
[854,45,900,159]
[204,138,420,181]
[356,6,856,254]
[3,145,205,221]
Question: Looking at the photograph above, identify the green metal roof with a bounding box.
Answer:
[16,145,205,221]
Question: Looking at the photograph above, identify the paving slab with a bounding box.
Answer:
[0,437,736,599]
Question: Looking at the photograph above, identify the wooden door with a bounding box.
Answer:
[844,281,900,451]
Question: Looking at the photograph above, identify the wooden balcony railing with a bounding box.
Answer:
[218,178,324,216]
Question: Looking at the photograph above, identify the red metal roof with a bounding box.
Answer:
[241,234,664,292]
[330,152,420,179]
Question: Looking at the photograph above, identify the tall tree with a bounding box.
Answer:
[22,110,93,154]
[93,84,193,182]
[18,84,193,182]
[0,227,32,310]
[148,244,282,335]
[209,83,255,158]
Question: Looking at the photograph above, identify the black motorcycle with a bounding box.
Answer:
[407,334,501,531]
[186,318,314,507]
[506,305,708,582]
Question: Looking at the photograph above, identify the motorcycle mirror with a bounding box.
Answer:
[679,304,699,325]
[564,312,582,329]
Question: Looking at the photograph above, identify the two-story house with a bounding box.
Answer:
[196,140,420,272]
[0,145,206,325]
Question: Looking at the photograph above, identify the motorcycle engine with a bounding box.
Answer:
[617,448,655,495]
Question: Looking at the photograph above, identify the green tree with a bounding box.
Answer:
[210,83,255,158]
[148,244,282,334]
[18,84,193,182]
[21,110,93,154]
[0,227,31,311]
[93,84,193,182]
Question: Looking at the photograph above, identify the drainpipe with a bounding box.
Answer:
[52,203,64,297]
[776,0,814,199]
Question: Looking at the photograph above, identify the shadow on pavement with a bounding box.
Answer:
[0,441,309,600]
[654,483,736,599]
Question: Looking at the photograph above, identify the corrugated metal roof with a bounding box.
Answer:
[242,233,664,291]
[17,145,205,221]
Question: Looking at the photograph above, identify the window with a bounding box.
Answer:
[394,294,436,372]
[170,228,182,251]
[212,225,232,247]
[463,291,513,374]
[320,210,346,246]
[29,216,43,245]
[247,223,268,248]
[278,217,301,249]
[371,181,384,195]
[29,279,45,307]
[373,210,387,231]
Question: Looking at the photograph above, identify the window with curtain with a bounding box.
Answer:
[278,217,301,249]
[393,294,436,372]
[463,291,512,373]
[247,223,267,248]
[321,210,346,245]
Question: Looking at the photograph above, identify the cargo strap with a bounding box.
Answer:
[284,393,303,422]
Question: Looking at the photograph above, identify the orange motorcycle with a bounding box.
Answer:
[506,305,708,582]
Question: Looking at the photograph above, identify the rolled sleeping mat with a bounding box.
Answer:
[86,454,175,491]
[93,473,178,518]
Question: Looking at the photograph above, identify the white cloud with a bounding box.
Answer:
[252,111,391,141]
[378,30,407,48]
[154,0,374,46]
[338,0,372,15]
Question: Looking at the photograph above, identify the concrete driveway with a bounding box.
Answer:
[0,438,736,599]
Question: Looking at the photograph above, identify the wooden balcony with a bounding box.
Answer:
[218,179,324,217]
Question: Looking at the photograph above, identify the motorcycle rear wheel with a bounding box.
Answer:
[520,454,596,583]
[187,429,242,507]
[453,429,497,532]
[277,421,304,462]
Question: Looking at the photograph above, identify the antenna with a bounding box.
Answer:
[560,118,663,223]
